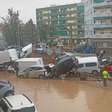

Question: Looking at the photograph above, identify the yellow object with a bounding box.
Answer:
[102,70,109,79]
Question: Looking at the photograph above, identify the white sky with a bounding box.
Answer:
[0,0,81,23]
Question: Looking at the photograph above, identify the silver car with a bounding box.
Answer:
[19,65,47,78]
[0,94,38,112]
[0,80,14,99]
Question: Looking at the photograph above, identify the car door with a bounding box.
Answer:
[31,67,39,78]
[27,67,36,78]
[35,67,45,77]
[85,62,97,73]
[78,64,85,73]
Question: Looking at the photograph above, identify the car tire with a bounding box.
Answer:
[19,75,25,79]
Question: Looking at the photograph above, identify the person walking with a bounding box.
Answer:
[102,70,109,87]
[96,72,102,87]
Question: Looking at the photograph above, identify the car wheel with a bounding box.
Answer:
[19,75,25,79]
[25,74,29,78]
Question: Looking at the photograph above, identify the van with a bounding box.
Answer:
[77,56,100,75]
[16,58,45,76]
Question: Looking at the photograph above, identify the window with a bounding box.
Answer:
[85,63,97,67]
[31,67,43,70]
[79,64,84,68]
[12,106,35,112]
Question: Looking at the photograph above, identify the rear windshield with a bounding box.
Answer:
[85,63,97,67]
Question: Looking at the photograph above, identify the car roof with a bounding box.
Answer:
[77,56,98,64]
[30,65,43,68]
[16,58,42,62]
[4,94,34,110]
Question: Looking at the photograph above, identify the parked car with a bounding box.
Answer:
[16,58,44,76]
[0,64,5,70]
[19,65,47,78]
[0,94,38,112]
[35,43,47,54]
[36,47,44,54]
[77,56,100,75]
[0,80,14,99]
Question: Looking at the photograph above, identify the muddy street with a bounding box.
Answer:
[0,71,112,112]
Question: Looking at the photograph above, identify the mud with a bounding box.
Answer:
[0,71,112,112]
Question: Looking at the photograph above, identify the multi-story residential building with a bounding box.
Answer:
[84,0,112,55]
[84,0,112,38]
[77,3,85,37]
[93,0,112,37]
[36,3,84,41]
[84,0,94,37]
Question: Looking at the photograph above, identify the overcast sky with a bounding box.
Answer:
[0,0,81,23]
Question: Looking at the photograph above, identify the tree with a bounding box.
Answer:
[2,9,37,47]
[38,23,49,42]
[22,19,37,45]
[2,8,20,46]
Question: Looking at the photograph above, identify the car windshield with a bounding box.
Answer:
[12,106,35,112]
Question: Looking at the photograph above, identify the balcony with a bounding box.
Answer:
[94,24,112,29]
[94,13,112,18]
[94,34,112,38]
[93,1,112,7]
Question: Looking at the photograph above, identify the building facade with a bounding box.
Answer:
[84,0,112,38]
[36,3,84,40]
[83,0,112,56]
[93,0,112,38]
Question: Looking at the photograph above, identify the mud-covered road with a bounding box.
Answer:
[0,71,112,112]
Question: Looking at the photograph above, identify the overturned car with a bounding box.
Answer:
[45,55,77,78]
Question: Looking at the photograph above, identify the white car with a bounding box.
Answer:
[0,94,37,112]
[77,56,100,75]
[19,65,47,78]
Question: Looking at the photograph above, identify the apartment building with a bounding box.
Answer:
[84,0,112,37]
[36,3,84,40]
[94,0,112,37]
[84,0,112,55]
